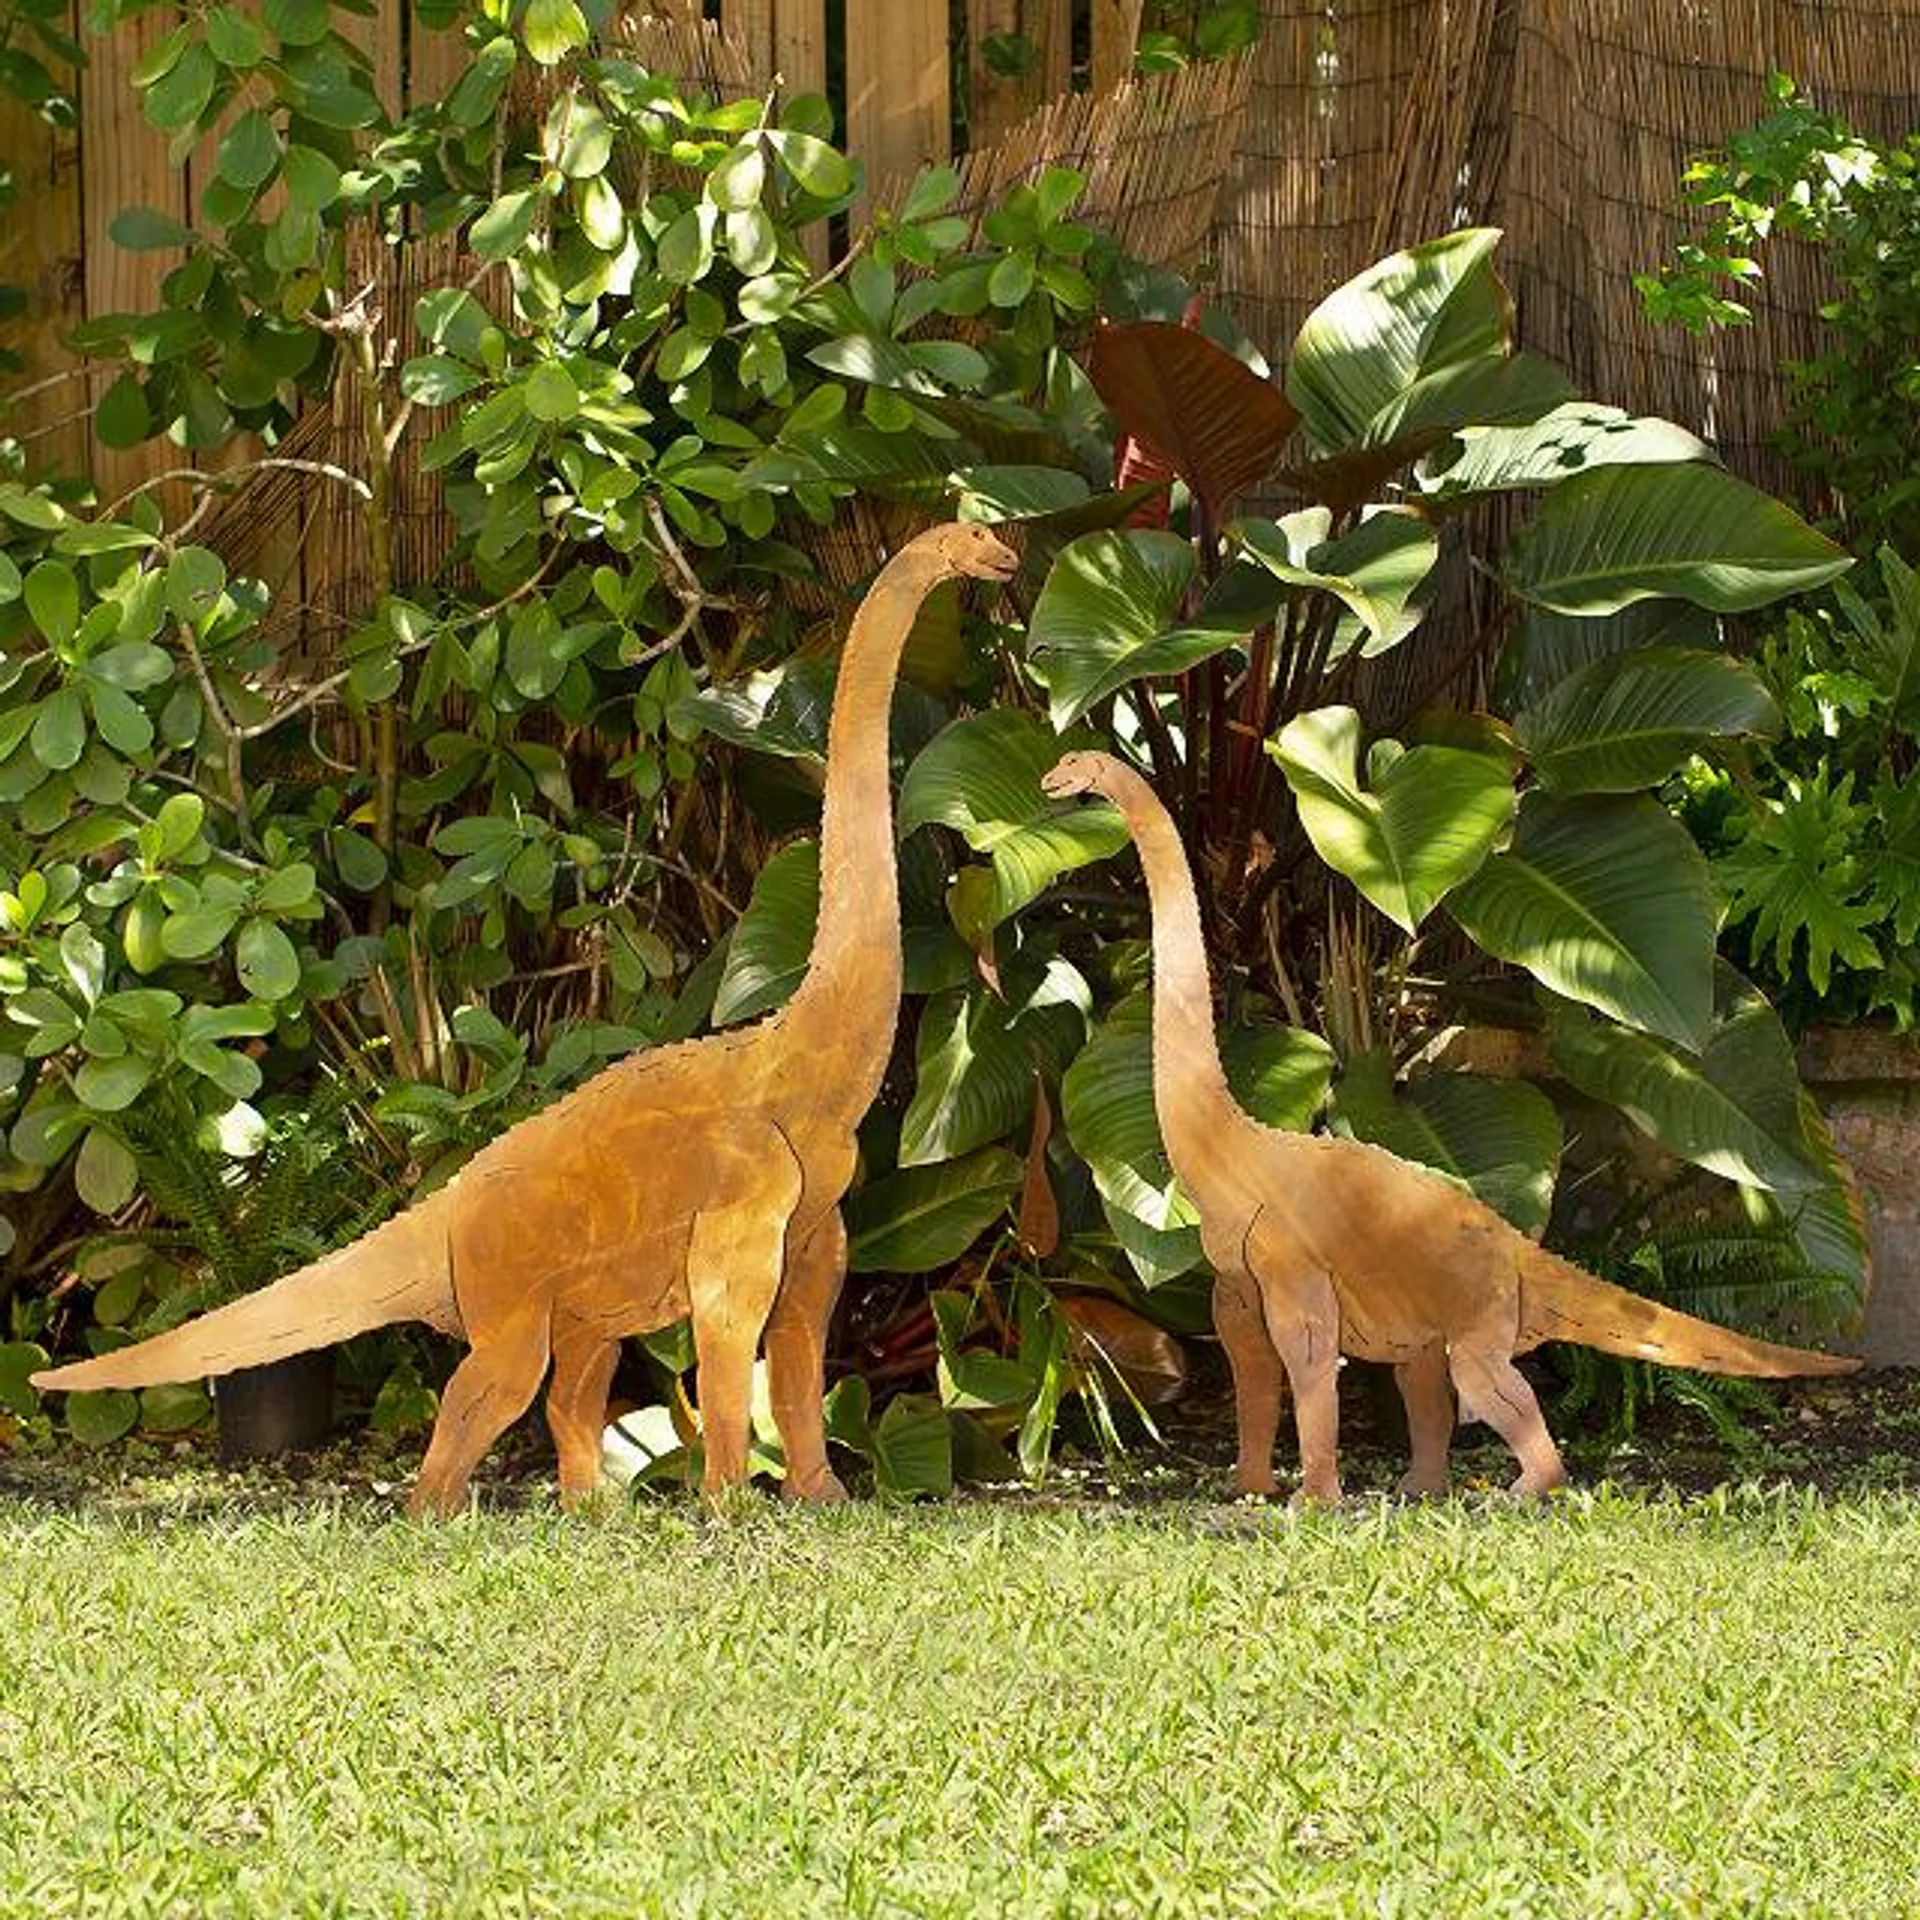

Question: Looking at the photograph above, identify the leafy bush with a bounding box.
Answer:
[3,9,1865,1476]
[1641,71,1920,553]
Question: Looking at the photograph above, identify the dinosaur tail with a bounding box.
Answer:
[1518,1243,1860,1378]
[30,1185,462,1393]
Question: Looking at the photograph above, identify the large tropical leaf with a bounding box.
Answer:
[1504,463,1852,615]
[1515,646,1781,794]
[1418,402,1712,502]
[1330,1051,1562,1237]
[845,1148,1024,1273]
[672,655,834,761]
[1232,507,1439,660]
[1447,791,1716,1049]
[1086,320,1299,516]
[1287,229,1560,456]
[898,960,1089,1165]
[1024,529,1207,729]
[898,710,1130,930]
[1499,598,1723,713]
[712,839,817,1025]
[1268,706,1515,934]
[1544,970,1824,1195]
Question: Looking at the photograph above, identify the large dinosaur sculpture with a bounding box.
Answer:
[1040,749,1860,1503]
[34,521,1021,1516]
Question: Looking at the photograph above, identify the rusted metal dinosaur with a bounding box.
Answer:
[34,521,1020,1516]
[1041,749,1860,1503]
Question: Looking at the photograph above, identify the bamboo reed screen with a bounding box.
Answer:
[8,0,1920,602]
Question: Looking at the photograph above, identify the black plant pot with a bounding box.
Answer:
[215,1350,336,1463]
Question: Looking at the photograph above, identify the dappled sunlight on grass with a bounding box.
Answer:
[6,1484,1920,1916]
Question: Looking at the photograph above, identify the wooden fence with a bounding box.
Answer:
[7,0,1920,522]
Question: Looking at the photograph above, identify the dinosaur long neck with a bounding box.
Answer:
[1110,769,1237,1167]
[775,549,939,1109]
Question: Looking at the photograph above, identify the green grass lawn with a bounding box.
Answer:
[6,1478,1920,1918]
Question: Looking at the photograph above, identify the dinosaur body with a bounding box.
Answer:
[34,522,1019,1516]
[1041,749,1859,1502]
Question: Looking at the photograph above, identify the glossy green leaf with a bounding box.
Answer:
[75,1125,139,1213]
[1515,646,1780,793]
[1287,229,1516,452]
[1234,506,1439,659]
[1419,402,1713,500]
[1025,529,1200,728]
[1448,791,1716,1048]
[846,1148,1023,1273]
[898,710,1129,928]
[1505,463,1852,615]
[712,840,816,1025]
[1545,969,1824,1194]
[1331,1052,1562,1237]
[66,1388,140,1447]
[898,963,1088,1166]
[1269,706,1514,933]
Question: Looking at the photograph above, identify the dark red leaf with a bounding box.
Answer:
[1089,320,1299,518]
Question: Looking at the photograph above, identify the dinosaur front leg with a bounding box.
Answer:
[687,1197,792,1502]
[1212,1268,1285,1497]
[1394,1343,1455,1499]
[766,1209,850,1504]
[1259,1271,1344,1508]
[546,1324,622,1508]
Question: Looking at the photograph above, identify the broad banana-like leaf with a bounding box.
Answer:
[1268,706,1515,934]
[1060,995,1334,1285]
[1499,598,1722,713]
[898,960,1089,1165]
[1086,320,1299,516]
[845,1148,1025,1273]
[1504,463,1852,615]
[1447,791,1716,1049]
[1287,229,1564,456]
[1330,1050,1562,1238]
[1515,646,1781,793]
[1418,402,1712,502]
[1544,970,1824,1194]
[1025,528,1210,729]
[1234,507,1440,660]
[712,844,818,1024]
[898,710,1130,928]
[712,837,972,1025]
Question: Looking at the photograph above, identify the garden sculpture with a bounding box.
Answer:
[33,521,1021,1515]
[1040,749,1861,1503]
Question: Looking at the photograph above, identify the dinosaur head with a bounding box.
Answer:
[925,521,1021,583]
[1041,749,1125,802]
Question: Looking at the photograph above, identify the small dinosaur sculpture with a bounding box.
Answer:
[1041,749,1860,1502]
[34,521,1020,1516]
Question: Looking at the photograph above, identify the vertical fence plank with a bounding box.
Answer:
[1036,0,1073,98]
[966,0,1025,148]
[1090,0,1142,91]
[772,0,828,99]
[845,0,950,225]
[0,1,87,477]
[80,11,187,504]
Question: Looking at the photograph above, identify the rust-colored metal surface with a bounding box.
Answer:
[1042,750,1861,1503]
[33,524,1019,1516]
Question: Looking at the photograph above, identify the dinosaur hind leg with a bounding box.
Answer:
[1395,1343,1455,1499]
[411,1334,551,1519]
[1447,1341,1567,1497]
[688,1194,794,1503]
[766,1209,849,1505]
[546,1325,622,1508]
[1212,1268,1285,1498]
